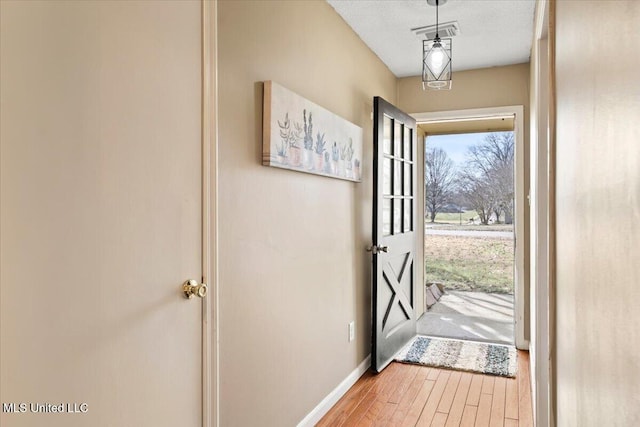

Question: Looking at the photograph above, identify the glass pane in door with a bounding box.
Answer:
[394,160,402,195]
[383,116,392,155]
[404,128,412,161]
[382,198,391,236]
[383,158,392,196]
[393,198,402,234]
[394,121,402,158]
[404,163,412,196]
[404,198,412,232]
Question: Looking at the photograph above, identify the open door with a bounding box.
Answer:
[371,97,418,372]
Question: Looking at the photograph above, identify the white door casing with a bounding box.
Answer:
[413,106,528,350]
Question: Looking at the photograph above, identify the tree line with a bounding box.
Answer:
[426,132,514,225]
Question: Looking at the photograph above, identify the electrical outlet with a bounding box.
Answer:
[348,321,355,342]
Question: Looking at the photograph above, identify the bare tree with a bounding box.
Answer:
[466,133,514,175]
[458,132,514,224]
[458,169,496,225]
[425,148,456,222]
[490,161,514,223]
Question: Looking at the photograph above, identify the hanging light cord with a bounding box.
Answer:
[435,0,440,40]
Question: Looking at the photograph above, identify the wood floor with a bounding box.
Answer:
[317,350,533,427]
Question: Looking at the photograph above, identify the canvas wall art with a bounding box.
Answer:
[263,81,363,182]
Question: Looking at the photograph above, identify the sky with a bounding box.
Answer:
[426,132,500,166]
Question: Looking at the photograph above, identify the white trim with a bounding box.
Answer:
[413,106,528,351]
[201,1,219,426]
[413,106,523,123]
[201,0,211,281]
[201,2,211,426]
[415,114,515,124]
[531,1,552,426]
[512,105,528,351]
[416,128,426,316]
[534,0,549,40]
[296,355,371,427]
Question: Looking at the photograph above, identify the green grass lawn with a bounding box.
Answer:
[426,210,515,232]
[425,234,514,294]
[427,210,477,224]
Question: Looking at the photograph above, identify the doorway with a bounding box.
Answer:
[420,129,515,345]
[413,106,527,350]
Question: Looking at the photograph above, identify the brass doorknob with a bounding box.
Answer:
[183,279,208,299]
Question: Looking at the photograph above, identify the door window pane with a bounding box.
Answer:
[383,158,392,196]
[393,198,402,234]
[394,121,402,157]
[404,163,412,197]
[382,198,391,236]
[404,128,412,161]
[394,160,402,195]
[404,198,413,232]
[383,116,392,155]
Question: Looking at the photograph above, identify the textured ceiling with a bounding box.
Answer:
[327,0,536,77]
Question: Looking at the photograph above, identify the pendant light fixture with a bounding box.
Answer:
[422,0,452,90]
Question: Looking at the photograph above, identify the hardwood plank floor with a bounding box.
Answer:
[489,377,506,427]
[444,373,472,427]
[318,350,533,427]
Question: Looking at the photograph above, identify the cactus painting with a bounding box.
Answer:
[277,112,303,166]
[263,81,363,182]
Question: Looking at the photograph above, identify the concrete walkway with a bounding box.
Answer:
[416,290,514,345]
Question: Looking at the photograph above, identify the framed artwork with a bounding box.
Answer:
[263,81,363,182]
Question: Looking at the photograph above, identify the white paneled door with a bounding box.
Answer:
[1,1,207,426]
[371,97,418,372]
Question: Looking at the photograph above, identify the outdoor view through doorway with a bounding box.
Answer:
[419,131,515,345]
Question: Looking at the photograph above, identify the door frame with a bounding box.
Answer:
[412,106,528,350]
[202,1,218,426]
[530,1,553,425]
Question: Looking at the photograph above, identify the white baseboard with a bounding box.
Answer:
[297,354,371,427]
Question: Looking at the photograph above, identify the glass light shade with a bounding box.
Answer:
[426,41,446,75]
[422,38,452,90]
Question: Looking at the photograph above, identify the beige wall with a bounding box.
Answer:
[217,1,396,425]
[397,64,530,115]
[397,64,531,341]
[554,1,640,425]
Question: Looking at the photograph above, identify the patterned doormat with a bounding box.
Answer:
[394,336,517,378]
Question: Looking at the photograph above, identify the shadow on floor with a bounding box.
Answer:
[416,290,514,345]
